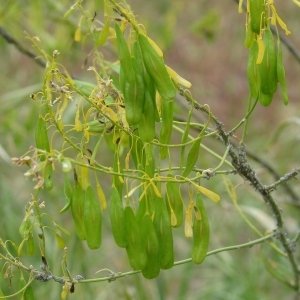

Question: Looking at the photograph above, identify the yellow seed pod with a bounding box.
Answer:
[75,106,82,132]
[96,180,107,211]
[184,201,194,238]
[166,65,192,88]
[61,284,69,300]
[101,105,119,123]
[256,35,265,64]
[170,210,177,227]
[147,36,163,57]
[80,163,90,191]
[74,27,81,42]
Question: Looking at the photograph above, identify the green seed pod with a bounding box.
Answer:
[244,19,255,49]
[259,28,277,98]
[73,80,96,97]
[35,116,50,162]
[71,176,86,240]
[249,0,265,34]
[43,162,53,191]
[192,192,210,264]
[124,205,147,270]
[138,33,176,100]
[159,98,174,159]
[119,38,146,125]
[136,196,147,224]
[19,217,31,238]
[123,79,144,125]
[27,233,35,256]
[258,91,273,107]
[138,88,156,143]
[83,186,102,250]
[110,185,127,248]
[85,120,106,134]
[144,70,160,122]
[115,25,144,125]
[166,178,183,228]
[182,136,201,178]
[60,173,73,214]
[140,213,160,279]
[277,39,289,105]
[247,41,260,100]
[98,17,110,46]
[153,196,174,269]
[143,144,155,179]
[115,23,135,83]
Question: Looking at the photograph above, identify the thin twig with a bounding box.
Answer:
[265,168,300,193]
[0,25,46,68]
[238,144,300,202]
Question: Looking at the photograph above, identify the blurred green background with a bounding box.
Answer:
[0,0,299,299]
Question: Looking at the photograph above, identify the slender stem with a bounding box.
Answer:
[78,233,275,283]
[0,25,46,68]
[212,146,230,172]
[175,233,275,266]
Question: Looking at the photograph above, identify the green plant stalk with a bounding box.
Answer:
[173,125,233,168]
[212,146,230,172]
[227,94,258,138]
[77,233,275,283]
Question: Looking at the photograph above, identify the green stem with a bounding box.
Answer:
[78,233,275,283]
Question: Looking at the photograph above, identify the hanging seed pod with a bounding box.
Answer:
[124,205,147,270]
[153,197,174,269]
[115,23,143,125]
[138,33,176,100]
[276,39,289,105]
[138,88,156,143]
[159,98,174,159]
[115,23,135,83]
[110,185,127,248]
[182,136,201,178]
[249,0,266,34]
[43,162,53,191]
[258,28,277,106]
[27,233,35,256]
[244,18,255,49]
[60,173,73,214]
[247,40,260,100]
[143,144,155,179]
[140,213,160,279]
[98,17,110,46]
[35,116,50,162]
[192,192,210,264]
[83,186,102,250]
[71,171,86,240]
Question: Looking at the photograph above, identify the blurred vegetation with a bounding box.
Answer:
[0,0,300,299]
